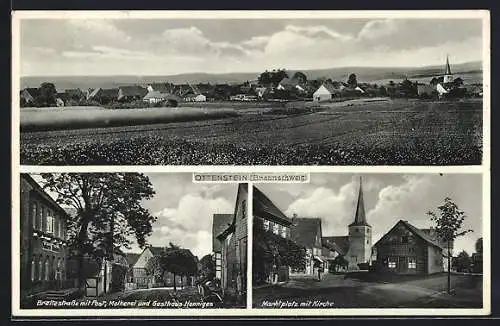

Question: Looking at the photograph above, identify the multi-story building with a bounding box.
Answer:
[290,217,327,275]
[216,183,248,297]
[252,185,295,284]
[20,174,70,295]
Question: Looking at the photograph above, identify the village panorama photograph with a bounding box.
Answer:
[252,173,484,308]
[17,12,485,165]
[18,173,248,310]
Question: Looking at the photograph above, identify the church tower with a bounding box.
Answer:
[443,55,454,84]
[347,177,372,269]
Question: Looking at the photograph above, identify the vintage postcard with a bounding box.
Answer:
[13,10,489,166]
[11,9,491,319]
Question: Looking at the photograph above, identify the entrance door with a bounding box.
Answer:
[398,256,407,274]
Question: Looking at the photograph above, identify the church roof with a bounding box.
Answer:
[444,56,452,75]
[349,177,370,227]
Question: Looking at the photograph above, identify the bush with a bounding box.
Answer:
[111,264,127,293]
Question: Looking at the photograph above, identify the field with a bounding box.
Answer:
[20,98,483,165]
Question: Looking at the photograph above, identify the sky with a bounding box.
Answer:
[138,173,238,258]
[19,18,483,76]
[257,173,483,256]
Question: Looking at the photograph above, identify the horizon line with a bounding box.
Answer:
[19,60,482,79]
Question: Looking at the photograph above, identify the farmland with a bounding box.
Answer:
[20,98,483,165]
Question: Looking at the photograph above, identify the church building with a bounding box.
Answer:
[323,177,372,271]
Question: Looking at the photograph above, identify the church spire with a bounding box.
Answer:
[444,55,452,75]
[349,176,370,227]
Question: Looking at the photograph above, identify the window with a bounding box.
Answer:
[408,257,416,269]
[38,259,43,281]
[367,240,369,244]
[263,220,270,231]
[46,214,54,234]
[409,247,415,254]
[281,226,287,238]
[273,223,279,235]
[31,202,37,230]
[38,206,43,232]
[388,258,396,268]
[31,257,36,281]
[241,200,247,219]
[54,215,59,237]
[402,235,409,244]
[45,259,50,281]
[351,256,357,263]
[356,228,359,233]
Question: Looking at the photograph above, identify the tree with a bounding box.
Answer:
[292,71,307,84]
[37,82,57,107]
[199,254,216,281]
[427,197,473,293]
[253,218,306,284]
[475,237,483,253]
[40,173,156,288]
[347,73,358,88]
[454,250,472,272]
[144,254,168,286]
[163,244,198,291]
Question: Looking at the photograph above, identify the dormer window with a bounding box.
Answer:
[46,215,54,234]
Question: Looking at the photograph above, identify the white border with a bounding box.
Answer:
[11,9,491,317]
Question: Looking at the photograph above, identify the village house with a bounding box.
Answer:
[290,217,328,276]
[87,88,119,104]
[147,83,174,94]
[313,80,344,102]
[20,88,41,106]
[117,85,148,102]
[212,214,234,281]
[276,77,306,93]
[143,91,180,106]
[373,220,446,275]
[124,253,140,284]
[253,185,295,283]
[20,174,72,298]
[216,184,248,298]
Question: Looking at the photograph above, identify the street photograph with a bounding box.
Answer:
[252,173,483,308]
[19,173,248,309]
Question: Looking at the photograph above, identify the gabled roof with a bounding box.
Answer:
[290,217,322,248]
[349,177,370,227]
[118,85,148,97]
[253,186,293,226]
[21,174,70,220]
[374,220,444,250]
[317,80,343,94]
[212,213,234,252]
[125,253,140,266]
[322,236,349,256]
[22,88,40,98]
[148,83,173,93]
[143,91,180,101]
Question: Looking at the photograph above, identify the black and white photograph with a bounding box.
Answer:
[16,12,486,165]
[18,173,248,310]
[252,173,484,308]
